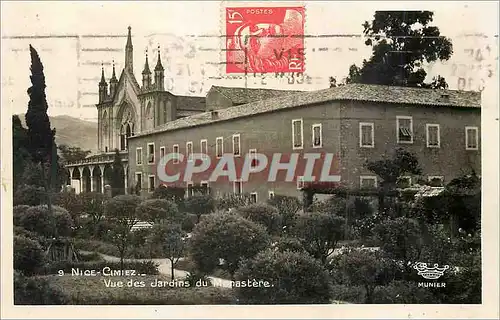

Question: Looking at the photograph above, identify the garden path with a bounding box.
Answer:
[79,251,234,288]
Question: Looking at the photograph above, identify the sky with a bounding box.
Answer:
[1,1,498,122]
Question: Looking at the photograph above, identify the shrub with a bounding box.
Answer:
[190,213,271,277]
[41,260,159,276]
[330,285,366,304]
[137,198,183,224]
[14,235,46,276]
[236,203,283,235]
[183,194,216,223]
[15,205,74,238]
[292,211,345,264]
[13,184,45,206]
[372,281,435,303]
[14,272,69,305]
[272,236,306,253]
[373,217,423,262]
[181,213,198,232]
[151,185,185,204]
[330,248,398,303]
[267,195,301,229]
[13,205,31,226]
[235,249,333,304]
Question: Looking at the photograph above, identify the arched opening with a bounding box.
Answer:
[102,110,108,152]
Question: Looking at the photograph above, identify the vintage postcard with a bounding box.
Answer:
[1,0,499,319]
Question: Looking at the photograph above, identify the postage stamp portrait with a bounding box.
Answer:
[225,6,305,74]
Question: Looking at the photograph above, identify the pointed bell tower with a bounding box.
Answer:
[154,45,164,91]
[109,60,118,97]
[125,26,133,73]
[98,63,108,103]
[142,49,152,90]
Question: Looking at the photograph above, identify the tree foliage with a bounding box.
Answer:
[292,211,345,264]
[105,195,142,270]
[110,149,125,197]
[14,205,74,239]
[236,203,283,235]
[136,198,183,224]
[147,223,186,280]
[267,195,302,231]
[183,194,216,223]
[151,185,185,204]
[14,235,46,276]
[58,144,91,164]
[235,249,333,304]
[190,213,271,278]
[346,11,453,88]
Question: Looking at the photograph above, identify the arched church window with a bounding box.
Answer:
[146,102,153,129]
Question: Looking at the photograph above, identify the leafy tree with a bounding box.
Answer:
[152,185,185,204]
[366,147,422,214]
[236,203,283,235]
[272,236,306,253]
[183,194,216,223]
[58,144,91,164]
[24,45,59,210]
[136,198,183,224]
[267,195,302,231]
[105,195,142,271]
[110,149,125,197]
[345,11,453,88]
[235,249,333,304]
[14,235,46,276]
[292,211,345,264]
[215,193,255,211]
[373,216,423,263]
[332,249,396,303]
[79,192,108,236]
[12,115,31,191]
[372,280,435,303]
[148,224,186,280]
[190,213,271,278]
[14,205,73,239]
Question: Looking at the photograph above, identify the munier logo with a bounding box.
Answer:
[413,262,450,280]
[155,152,341,184]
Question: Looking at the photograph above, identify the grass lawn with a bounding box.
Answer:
[43,274,236,304]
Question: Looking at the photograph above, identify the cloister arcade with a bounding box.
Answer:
[65,152,128,194]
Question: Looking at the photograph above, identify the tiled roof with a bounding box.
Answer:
[131,83,481,138]
[176,95,206,111]
[211,85,302,105]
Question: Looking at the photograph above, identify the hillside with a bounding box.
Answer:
[17,114,98,153]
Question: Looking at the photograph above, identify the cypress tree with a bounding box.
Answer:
[111,149,125,197]
[25,45,58,210]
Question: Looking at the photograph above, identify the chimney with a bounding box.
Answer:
[210,110,219,120]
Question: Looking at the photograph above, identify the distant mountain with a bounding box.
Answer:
[17,114,98,153]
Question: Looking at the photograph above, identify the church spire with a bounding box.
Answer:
[109,60,119,97]
[99,63,107,85]
[98,63,108,103]
[142,49,152,90]
[154,45,164,91]
[142,50,151,74]
[154,45,164,71]
[110,60,118,81]
[125,26,133,72]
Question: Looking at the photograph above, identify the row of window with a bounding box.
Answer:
[133,172,262,202]
[136,134,259,166]
[296,175,445,190]
[292,117,480,150]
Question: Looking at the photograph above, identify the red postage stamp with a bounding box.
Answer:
[225,6,305,74]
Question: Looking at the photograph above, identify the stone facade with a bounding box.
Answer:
[127,86,481,202]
